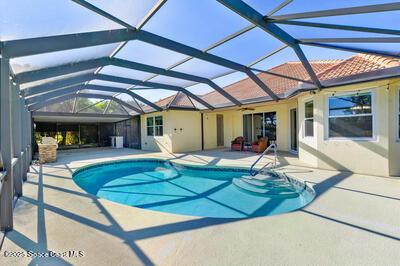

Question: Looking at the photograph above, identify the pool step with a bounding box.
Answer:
[232,178,299,198]
[241,173,276,181]
[241,177,292,188]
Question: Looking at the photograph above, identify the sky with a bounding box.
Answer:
[1,0,399,103]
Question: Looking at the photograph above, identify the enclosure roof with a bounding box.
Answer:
[2,0,400,117]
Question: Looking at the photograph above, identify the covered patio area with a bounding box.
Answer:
[2,148,399,265]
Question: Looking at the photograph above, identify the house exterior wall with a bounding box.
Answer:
[140,110,202,153]
[170,110,202,153]
[297,79,400,176]
[202,112,218,149]
[388,81,400,176]
[141,111,173,153]
[140,78,400,177]
[203,111,236,149]
[202,100,295,151]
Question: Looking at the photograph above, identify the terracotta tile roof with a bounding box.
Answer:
[317,54,400,80]
[142,94,174,111]
[201,76,269,106]
[201,60,339,106]
[149,54,400,110]
[144,91,197,111]
[261,60,340,95]
[169,91,196,108]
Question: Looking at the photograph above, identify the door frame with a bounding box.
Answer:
[216,114,224,147]
[289,107,298,154]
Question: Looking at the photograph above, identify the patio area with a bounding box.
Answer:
[1,148,399,265]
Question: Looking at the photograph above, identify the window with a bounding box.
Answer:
[304,100,314,137]
[147,116,163,136]
[328,92,373,138]
[155,116,163,136]
[146,117,154,136]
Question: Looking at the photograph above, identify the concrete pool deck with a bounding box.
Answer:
[1,148,399,265]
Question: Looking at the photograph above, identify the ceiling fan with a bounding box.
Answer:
[237,107,255,111]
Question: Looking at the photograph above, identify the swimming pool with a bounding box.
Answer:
[73,159,315,218]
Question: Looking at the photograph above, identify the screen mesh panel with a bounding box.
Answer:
[4,0,399,115]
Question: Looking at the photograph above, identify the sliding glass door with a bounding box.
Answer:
[264,112,277,142]
[243,115,252,143]
[243,112,277,144]
[253,113,263,141]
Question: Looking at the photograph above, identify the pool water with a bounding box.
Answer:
[73,159,315,218]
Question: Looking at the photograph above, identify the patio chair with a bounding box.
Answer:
[231,136,244,151]
[252,137,268,153]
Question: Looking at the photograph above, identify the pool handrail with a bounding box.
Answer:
[249,143,277,176]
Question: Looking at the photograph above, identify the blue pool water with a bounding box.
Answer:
[73,159,315,218]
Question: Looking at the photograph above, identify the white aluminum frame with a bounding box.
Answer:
[154,115,164,137]
[146,116,155,137]
[242,111,277,144]
[146,115,164,137]
[289,107,298,153]
[302,97,314,139]
[324,89,377,141]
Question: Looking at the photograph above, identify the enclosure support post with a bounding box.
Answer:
[12,83,23,196]
[0,56,14,231]
[24,105,30,178]
[20,97,28,182]
[28,111,32,165]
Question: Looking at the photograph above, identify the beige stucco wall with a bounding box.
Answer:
[141,111,173,153]
[139,78,400,176]
[170,110,202,153]
[297,79,400,176]
[202,112,217,149]
[388,80,400,176]
[202,100,296,151]
[202,111,236,149]
[141,110,202,153]
[298,92,321,167]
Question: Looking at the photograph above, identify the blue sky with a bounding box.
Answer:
[1,0,399,102]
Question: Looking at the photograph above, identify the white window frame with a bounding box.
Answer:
[325,89,376,141]
[146,117,154,137]
[303,98,314,138]
[146,116,163,137]
[154,116,163,137]
[289,107,298,153]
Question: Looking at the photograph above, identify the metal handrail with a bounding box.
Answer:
[249,143,277,176]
